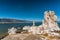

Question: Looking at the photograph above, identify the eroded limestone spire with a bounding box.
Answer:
[43,11,59,30]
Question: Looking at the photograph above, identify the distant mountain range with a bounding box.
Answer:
[0,18,31,23]
[0,18,59,23]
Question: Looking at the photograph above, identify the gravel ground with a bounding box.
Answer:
[1,33,60,40]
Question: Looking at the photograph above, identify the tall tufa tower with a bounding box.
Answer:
[33,20,35,26]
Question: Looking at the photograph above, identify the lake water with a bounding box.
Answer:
[0,22,60,33]
[0,22,41,33]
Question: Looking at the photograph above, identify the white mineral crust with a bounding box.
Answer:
[23,11,60,35]
[8,27,17,35]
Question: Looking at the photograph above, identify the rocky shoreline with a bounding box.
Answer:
[1,11,60,40]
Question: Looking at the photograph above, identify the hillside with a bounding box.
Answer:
[0,18,31,23]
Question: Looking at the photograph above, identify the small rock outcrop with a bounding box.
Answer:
[8,27,17,35]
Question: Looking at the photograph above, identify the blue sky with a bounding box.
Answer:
[0,0,60,21]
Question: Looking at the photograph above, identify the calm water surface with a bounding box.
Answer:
[0,22,41,33]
